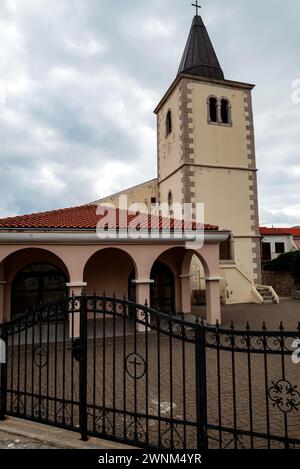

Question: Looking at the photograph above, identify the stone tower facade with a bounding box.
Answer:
[155,15,262,303]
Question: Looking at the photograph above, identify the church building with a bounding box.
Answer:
[0,10,272,329]
[96,12,268,305]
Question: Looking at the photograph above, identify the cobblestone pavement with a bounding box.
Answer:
[5,299,300,449]
[0,431,57,449]
[193,298,300,330]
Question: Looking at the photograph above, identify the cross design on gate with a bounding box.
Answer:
[192,1,201,16]
[125,352,146,380]
[34,346,48,368]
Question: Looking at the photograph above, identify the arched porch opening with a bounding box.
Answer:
[148,247,185,315]
[189,253,210,321]
[147,244,222,324]
[150,261,175,314]
[83,248,137,299]
[129,261,175,314]
[0,248,70,322]
[83,248,138,336]
[190,254,207,313]
[148,247,210,317]
[183,247,222,325]
[11,263,68,320]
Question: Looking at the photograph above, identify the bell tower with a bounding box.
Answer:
[154,10,262,303]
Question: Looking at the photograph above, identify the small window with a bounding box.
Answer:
[221,99,230,124]
[220,238,232,261]
[168,191,173,214]
[262,242,271,261]
[209,97,217,123]
[166,110,172,135]
[151,197,157,204]
[275,242,285,254]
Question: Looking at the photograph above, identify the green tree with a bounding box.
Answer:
[264,251,300,285]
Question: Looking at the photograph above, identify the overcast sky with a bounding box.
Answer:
[0,0,299,226]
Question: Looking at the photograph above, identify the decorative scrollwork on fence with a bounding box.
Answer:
[136,308,148,325]
[147,314,196,342]
[206,328,298,354]
[11,394,25,416]
[56,402,73,426]
[91,408,114,435]
[222,432,246,450]
[33,397,48,420]
[160,422,184,449]
[268,379,300,413]
[69,297,81,313]
[126,415,147,443]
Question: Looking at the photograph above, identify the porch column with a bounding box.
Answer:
[0,263,5,324]
[180,274,192,315]
[132,279,153,306]
[216,102,222,123]
[205,277,222,325]
[66,282,87,338]
[0,281,7,324]
[132,279,154,332]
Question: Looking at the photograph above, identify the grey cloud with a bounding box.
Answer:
[0,0,299,225]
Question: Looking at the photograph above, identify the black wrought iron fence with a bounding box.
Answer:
[204,322,300,449]
[0,294,299,450]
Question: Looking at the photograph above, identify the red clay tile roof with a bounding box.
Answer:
[288,229,300,237]
[260,227,292,236]
[260,227,300,236]
[0,204,218,231]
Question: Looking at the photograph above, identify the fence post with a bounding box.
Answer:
[79,293,88,441]
[195,320,208,450]
[0,325,8,421]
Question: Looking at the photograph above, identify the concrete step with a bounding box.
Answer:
[256,286,278,304]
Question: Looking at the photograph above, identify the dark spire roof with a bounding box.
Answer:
[177,15,224,80]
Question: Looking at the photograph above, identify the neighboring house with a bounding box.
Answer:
[260,227,300,262]
[289,228,300,250]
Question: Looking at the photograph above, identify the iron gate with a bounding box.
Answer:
[0,295,300,449]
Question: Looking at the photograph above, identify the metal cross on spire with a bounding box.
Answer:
[191,1,201,16]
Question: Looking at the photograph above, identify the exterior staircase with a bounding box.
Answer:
[255,285,279,304]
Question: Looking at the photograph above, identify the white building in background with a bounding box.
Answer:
[260,227,300,262]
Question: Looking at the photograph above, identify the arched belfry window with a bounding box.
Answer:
[166,110,172,136]
[208,96,232,126]
[208,97,218,123]
[221,98,230,124]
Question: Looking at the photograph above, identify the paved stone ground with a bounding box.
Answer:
[193,298,300,330]
[0,430,57,449]
[4,299,300,449]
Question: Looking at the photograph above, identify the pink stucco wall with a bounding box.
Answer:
[83,248,135,298]
[0,239,222,324]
